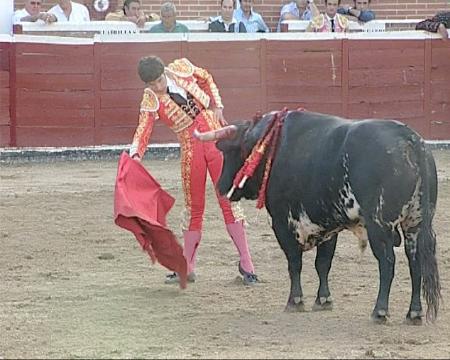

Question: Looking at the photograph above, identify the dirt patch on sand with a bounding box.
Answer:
[1,150,450,359]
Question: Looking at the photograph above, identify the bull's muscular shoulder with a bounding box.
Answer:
[140,88,159,112]
[167,58,195,78]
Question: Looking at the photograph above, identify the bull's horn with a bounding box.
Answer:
[193,125,237,142]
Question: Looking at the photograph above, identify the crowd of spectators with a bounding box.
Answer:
[14,0,89,23]
[12,0,450,39]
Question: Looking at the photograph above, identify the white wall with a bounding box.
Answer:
[0,0,14,34]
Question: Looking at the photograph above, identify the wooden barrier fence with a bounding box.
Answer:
[0,32,449,147]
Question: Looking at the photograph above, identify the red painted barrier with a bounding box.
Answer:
[0,42,10,147]
[1,36,449,147]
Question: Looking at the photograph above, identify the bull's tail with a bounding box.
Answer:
[416,139,441,322]
[418,224,440,322]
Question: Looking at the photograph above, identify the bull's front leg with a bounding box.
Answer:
[272,216,305,312]
[312,234,337,311]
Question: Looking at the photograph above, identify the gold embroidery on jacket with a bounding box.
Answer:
[160,94,194,133]
[131,90,159,157]
[140,88,159,112]
[172,75,211,110]
[193,66,223,109]
[167,58,194,77]
[203,109,222,131]
[337,14,349,29]
[179,129,193,228]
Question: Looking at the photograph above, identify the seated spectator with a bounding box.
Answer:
[416,11,449,41]
[105,0,159,28]
[337,0,375,23]
[48,0,90,22]
[149,2,189,33]
[234,0,269,33]
[277,0,320,32]
[307,0,349,32]
[209,0,246,32]
[13,0,57,24]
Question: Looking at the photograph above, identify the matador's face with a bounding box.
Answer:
[147,74,168,95]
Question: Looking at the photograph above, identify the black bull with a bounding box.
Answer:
[203,110,441,324]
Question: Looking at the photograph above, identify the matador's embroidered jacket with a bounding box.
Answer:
[308,13,349,32]
[130,58,223,158]
[130,58,242,231]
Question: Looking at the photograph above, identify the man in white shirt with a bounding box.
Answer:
[13,0,57,24]
[234,0,269,33]
[277,0,320,32]
[48,0,90,23]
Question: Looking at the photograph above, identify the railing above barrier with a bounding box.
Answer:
[13,18,433,38]
[13,20,210,37]
[280,19,423,32]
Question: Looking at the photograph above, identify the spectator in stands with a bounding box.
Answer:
[234,0,269,33]
[149,2,189,33]
[208,0,246,32]
[48,0,90,22]
[13,0,58,24]
[416,11,449,41]
[105,0,159,28]
[307,0,349,32]
[337,0,375,23]
[277,0,320,32]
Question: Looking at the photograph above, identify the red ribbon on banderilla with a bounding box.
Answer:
[228,107,289,209]
[193,107,299,209]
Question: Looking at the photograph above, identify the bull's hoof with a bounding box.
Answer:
[405,310,423,326]
[284,297,306,312]
[371,309,389,324]
[312,296,333,311]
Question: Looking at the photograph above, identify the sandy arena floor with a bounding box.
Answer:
[1,149,450,359]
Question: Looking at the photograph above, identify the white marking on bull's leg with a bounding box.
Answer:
[405,232,419,260]
[396,223,405,245]
[340,154,362,221]
[398,179,422,260]
[287,210,324,251]
[373,191,385,227]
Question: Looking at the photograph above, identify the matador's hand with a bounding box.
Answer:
[131,154,141,162]
[213,107,228,127]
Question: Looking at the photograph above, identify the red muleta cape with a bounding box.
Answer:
[114,152,187,289]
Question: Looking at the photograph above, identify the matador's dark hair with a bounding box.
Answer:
[137,56,165,83]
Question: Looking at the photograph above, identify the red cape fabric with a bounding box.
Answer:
[114,152,187,289]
